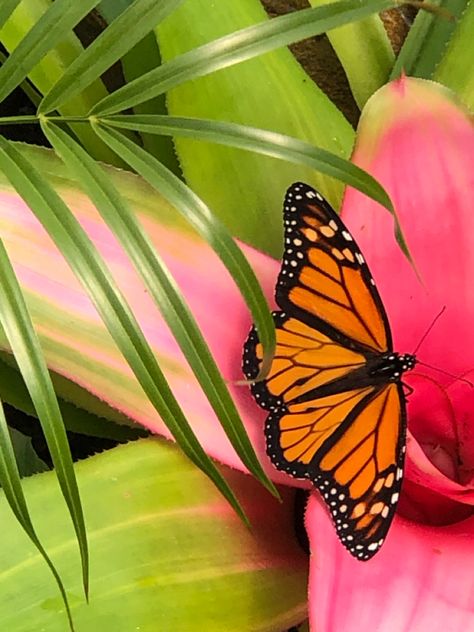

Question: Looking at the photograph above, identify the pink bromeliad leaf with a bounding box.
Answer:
[307,76,474,631]
[307,492,474,632]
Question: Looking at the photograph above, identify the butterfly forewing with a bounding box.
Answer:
[243,311,367,410]
[242,182,411,561]
[277,182,392,354]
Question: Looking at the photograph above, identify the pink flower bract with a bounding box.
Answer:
[307,77,474,631]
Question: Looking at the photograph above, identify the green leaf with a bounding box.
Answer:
[0,397,75,631]
[39,0,186,115]
[0,49,42,107]
[8,426,49,477]
[0,439,308,630]
[0,135,248,526]
[0,235,88,603]
[42,121,278,499]
[120,32,182,174]
[391,0,466,80]
[99,0,180,172]
[0,0,100,103]
[99,116,415,269]
[98,0,137,20]
[0,0,21,29]
[308,0,394,108]
[434,1,474,109]
[92,120,278,382]
[0,0,118,164]
[0,355,147,442]
[155,0,357,256]
[102,115,393,212]
[91,0,395,115]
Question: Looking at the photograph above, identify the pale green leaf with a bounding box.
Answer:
[0,0,21,29]
[0,0,100,103]
[391,0,466,80]
[0,0,117,164]
[0,234,88,604]
[0,397,75,630]
[0,439,308,630]
[39,0,186,115]
[434,2,474,109]
[91,0,395,115]
[308,0,394,108]
[154,0,355,257]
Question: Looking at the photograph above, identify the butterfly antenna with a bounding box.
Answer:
[412,305,446,355]
[415,361,474,388]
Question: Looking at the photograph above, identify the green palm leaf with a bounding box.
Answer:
[0,135,248,525]
[43,120,278,498]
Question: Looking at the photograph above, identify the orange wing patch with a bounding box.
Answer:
[277,200,390,353]
[277,388,372,465]
[314,384,405,559]
[251,315,365,404]
[288,243,388,352]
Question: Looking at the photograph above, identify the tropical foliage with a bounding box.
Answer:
[0,0,472,630]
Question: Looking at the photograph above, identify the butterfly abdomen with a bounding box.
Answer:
[288,352,416,406]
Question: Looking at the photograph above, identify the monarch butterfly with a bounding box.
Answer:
[242,182,415,560]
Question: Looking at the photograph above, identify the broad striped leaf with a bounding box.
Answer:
[0,439,308,630]
[90,0,395,115]
[43,120,278,498]
[0,136,248,525]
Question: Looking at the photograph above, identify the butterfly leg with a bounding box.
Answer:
[402,381,414,398]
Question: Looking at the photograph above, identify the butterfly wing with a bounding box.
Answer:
[277,182,392,354]
[243,317,406,559]
[306,382,406,559]
[242,182,408,560]
[243,311,367,411]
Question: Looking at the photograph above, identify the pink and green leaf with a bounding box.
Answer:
[306,494,474,632]
[42,120,278,498]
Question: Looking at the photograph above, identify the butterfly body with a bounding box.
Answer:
[291,352,416,404]
[243,182,415,560]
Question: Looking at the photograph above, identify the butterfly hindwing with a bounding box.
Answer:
[244,317,407,559]
[313,383,406,559]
